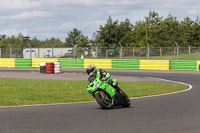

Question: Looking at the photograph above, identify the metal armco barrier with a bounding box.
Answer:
[0,58,15,67]
[84,59,112,69]
[58,59,84,68]
[112,59,140,69]
[140,60,169,70]
[32,58,57,67]
[171,60,197,71]
[0,58,199,71]
[15,59,32,68]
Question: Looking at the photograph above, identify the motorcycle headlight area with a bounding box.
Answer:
[88,90,92,94]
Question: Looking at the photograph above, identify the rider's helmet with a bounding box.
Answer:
[86,64,97,77]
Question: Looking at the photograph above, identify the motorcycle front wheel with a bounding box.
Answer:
[95,91,112,109]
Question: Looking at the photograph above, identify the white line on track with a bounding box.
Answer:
[0,77,193,108]
[131,77,193,100]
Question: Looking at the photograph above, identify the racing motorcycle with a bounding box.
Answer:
[87,77,130,109]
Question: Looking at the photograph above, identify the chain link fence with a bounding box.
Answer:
[1,46,200,60]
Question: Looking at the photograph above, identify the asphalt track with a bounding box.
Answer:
[0,68,200,133]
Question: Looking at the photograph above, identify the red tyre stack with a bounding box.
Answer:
[46,62,54,74]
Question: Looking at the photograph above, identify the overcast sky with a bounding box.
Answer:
[0,0,200,42]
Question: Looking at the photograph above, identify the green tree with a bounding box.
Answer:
[65,28,89,47]
[119,18,134,47]
[159,14,180,47]
[144,11,163,46]
[93,16,120,47]
[191,17,200,47]
[93,16,133,47]
[179,17,194,46]
[131,21,146,47]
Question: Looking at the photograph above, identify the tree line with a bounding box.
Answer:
[1,11,200,48]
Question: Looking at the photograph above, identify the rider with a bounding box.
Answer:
[86,64,124,105]
[86,64,119,90]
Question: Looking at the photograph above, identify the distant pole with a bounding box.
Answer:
[28,44,32,59]
[175,42,179,60]
[94,43,98,59]
[189,46,191,54]
[8,44,12,58]
[146,43,150,60]
[160,48,162,56]
[23,35,30,58]
[72,44,76,59]
[38,48,40,58]
[50,43,54,58]
[96,45,98,59]
[119,43,123,59]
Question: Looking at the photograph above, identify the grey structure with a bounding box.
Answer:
[23,47,73,58]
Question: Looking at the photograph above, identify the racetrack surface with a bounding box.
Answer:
[0,68,200,133]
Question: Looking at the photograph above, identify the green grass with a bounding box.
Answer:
[107,52,200,60]
[0,78,187,106]
[150,52,200,60]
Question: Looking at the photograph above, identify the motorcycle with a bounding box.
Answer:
[87,77,131,109]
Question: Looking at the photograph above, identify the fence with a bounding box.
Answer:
[0,46,200,60]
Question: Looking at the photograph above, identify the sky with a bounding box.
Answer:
[0,0,200,42]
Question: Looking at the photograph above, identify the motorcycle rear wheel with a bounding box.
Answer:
[95,91,112,109]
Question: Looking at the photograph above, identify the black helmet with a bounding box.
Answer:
[86,64,97,77]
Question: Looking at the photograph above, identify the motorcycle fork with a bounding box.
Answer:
[112,91,120,106]
[100,91,109,101]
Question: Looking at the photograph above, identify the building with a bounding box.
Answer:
[23,47,73,58]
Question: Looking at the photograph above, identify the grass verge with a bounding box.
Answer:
[0,78,187,106]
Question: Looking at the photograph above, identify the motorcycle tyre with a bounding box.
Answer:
[119,90,131,108]
[95,91,112,109]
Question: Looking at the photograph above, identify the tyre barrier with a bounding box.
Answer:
[40,62,61,74]
[40,62,46,73]
[46,62,54,74]
[54,62,61,74]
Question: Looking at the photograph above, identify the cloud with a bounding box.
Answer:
[60,22,76,30]
[0,0,41,11]
[2,11,52,20]
[186,10,198,15]
[0,29,28,37]
[1,0,200,42]
[44,0,102,6]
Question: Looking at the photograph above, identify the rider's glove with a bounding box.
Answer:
[107,79,112,84]
[107,79,117,86]
[102,77,106,81]
[112,82,117,86]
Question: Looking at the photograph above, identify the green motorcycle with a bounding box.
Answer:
[87,77,131,109]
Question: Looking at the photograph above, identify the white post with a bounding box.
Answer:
[175,42,179,60]
[146,43,150,60]
[28,44,32,59]
[8,44,12,58]
[72,44,76,59]
[0,48,1,58]
[50,44,54,58]
[160,48,162,56]
[189,46,191,54]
